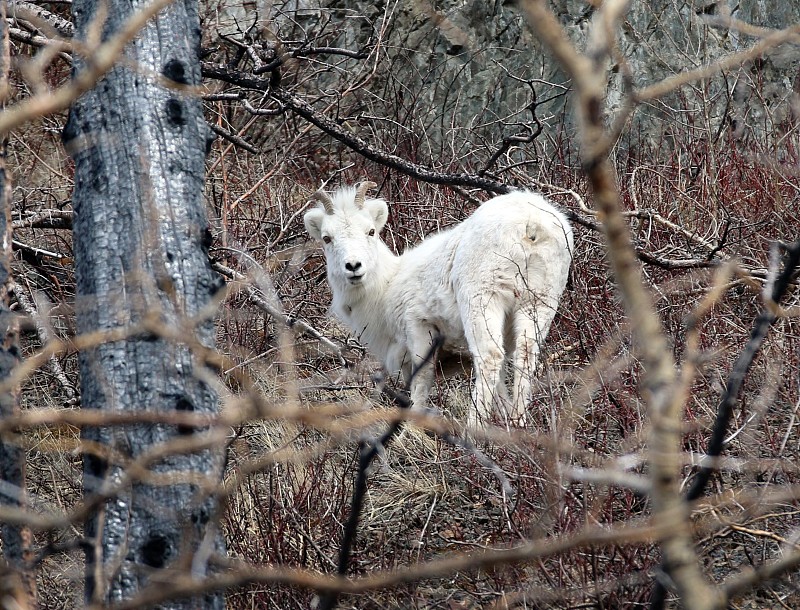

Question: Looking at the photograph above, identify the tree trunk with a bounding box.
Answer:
[0,3,33,606]
[64,0,225,606]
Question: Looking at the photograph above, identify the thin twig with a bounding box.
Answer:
[685,240,800,502]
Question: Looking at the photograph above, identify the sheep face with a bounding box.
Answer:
[304,182,389,292]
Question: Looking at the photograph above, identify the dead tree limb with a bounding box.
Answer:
[520,1,721,607]
[686,241,800,501]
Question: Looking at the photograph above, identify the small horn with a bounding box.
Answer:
[311,189,335,214]
[354,181,377,209]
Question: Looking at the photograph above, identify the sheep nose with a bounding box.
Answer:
[345,261,362,273]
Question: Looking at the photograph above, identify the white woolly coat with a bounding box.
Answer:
[305,186,573,426]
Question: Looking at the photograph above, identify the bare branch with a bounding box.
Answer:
[12,209,72,230]
[9,0,74,38]
[636,25,800,102]
[208,122,259,154]
[521,1,722,606]
[211,260,348,368]
[0,0,175,137]
[685,241,800,501]
[94,519,673,610]
[200,63,510,195]
[8,26,72,63]
[10,283,77,404]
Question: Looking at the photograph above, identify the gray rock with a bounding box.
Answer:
[205,0,800,159]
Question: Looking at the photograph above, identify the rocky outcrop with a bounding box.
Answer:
[203,0,800,158]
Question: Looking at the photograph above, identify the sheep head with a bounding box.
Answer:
[303,182,390,289]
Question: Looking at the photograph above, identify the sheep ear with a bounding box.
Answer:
[304,208,326,241]
[364,198,389,232]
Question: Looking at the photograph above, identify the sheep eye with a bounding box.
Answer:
[322,235,332,244]
[368,229,375,237]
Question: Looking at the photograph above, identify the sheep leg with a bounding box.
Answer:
[407,327,440,412]
[408,365,435,410]
[463,299,509,428]
[510,308,543,426]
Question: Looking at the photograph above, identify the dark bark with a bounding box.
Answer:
[65,0,225,606]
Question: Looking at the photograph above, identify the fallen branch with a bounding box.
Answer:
[10,282,77,404]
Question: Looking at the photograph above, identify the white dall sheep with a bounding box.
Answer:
[304,181,573,428]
